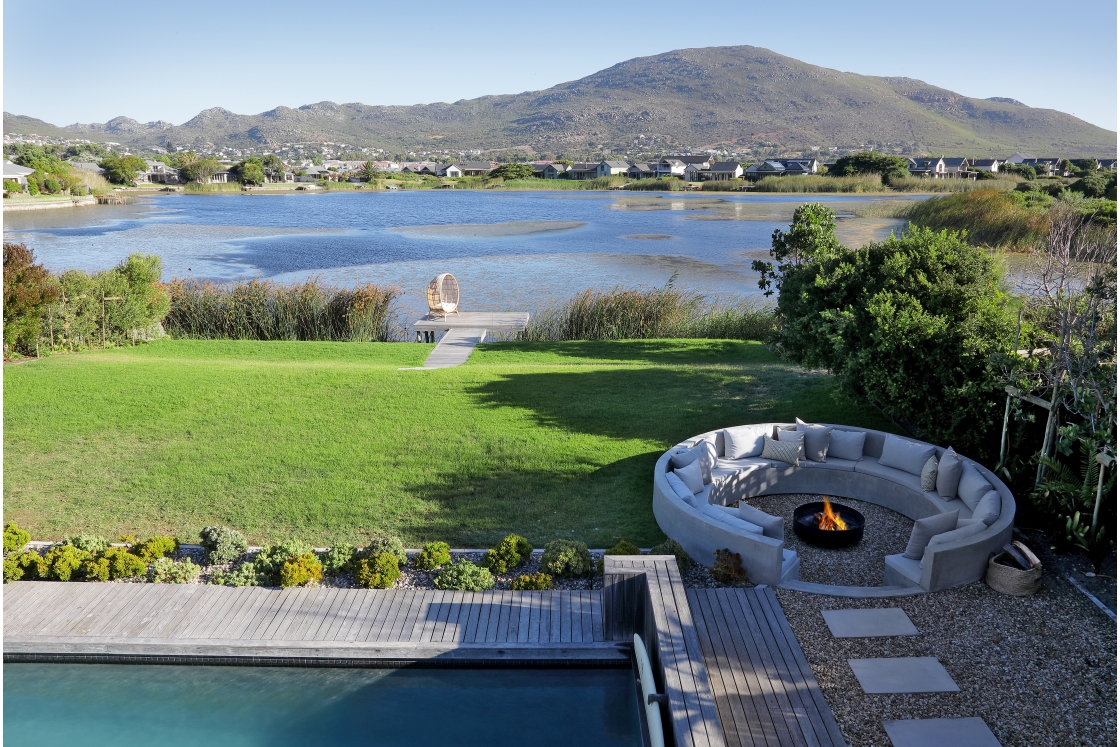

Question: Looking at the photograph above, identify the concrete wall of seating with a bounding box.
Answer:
[653,423,1016,592]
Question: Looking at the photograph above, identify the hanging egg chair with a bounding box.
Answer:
[427,273,460,318]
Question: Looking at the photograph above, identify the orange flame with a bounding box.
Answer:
[815,497,848,531]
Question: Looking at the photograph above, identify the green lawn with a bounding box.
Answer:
[3,339,893,548]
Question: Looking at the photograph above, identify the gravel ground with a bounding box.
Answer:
[742,494,911,586]
[775,574,1117,747]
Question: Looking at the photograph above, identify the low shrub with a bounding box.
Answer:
[253,540,313,586]
[711,549,748,585]
[433,560,494,591]
[362,536,407,566]
[4,549,44,582]
[540,540,593,577]
[43,545,90,581]
[510,572,552,591]
[210,562,258,587]
[355,552,400,589]
[61,534,110,554]
[597,539,641,573]
[651,539,692,573]
[482,534,533,574]
[102,547,148,580]
[415,541,452,571]
[4,521,30,553]
[199,526,248,565]
[133,536,178,563]
[317,544,356,575]
[151,557,200,584]
[81,555,111,581]
[280,553,323,587]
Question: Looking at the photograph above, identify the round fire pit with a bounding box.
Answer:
[794,500,865,548]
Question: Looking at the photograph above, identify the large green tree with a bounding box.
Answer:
[830,151,910,181]
[489,163,535,180]
[3,243,60,356]
[180,158,222,183]
[99,155,148,185]
[261,154,285,182]
[233,158,265,186]
[763,204,1017,455]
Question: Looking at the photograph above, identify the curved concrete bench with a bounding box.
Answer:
[652,423,1015,592]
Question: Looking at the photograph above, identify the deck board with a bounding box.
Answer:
[689,588,846,747]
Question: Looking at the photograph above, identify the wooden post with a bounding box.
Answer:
[996,310,1023,475]
[1092,452,1115,535]
[1035,373,1064,487]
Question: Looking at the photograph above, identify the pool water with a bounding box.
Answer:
[3,663,642,746]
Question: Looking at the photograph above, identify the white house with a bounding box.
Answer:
[596,160,630,178]
[539,163,570,179]
[969,158,1002,172]
[455,161,497,176]
[626,162,657,180]
[1005,152,1035,164]
[435,164,462,178]
[3,160,35,189]
[908,157,947,178]
[566,162,601,180]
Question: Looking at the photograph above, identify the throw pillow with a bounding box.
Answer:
[761,436,800,467]
[972,489,1002,526]
[927,519,987,549]
[828,429,867,461]
[956,463,992,511]
[935,447,963,500]
[674,459,705,495]
[902,510,959,560]
[664,471,695,502]
[669,441,717,484]
[879,435,937,476]
[795,417,834,462]
[722,425,770,459]
[920,456,939,492]
[777,429,805,446]
[738,504,784,540]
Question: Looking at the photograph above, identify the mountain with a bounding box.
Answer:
[5,46,1115,156]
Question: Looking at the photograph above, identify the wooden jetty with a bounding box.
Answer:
[412,311,529,340]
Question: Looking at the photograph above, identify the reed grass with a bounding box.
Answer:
[521,285,773,342]
[165,278,401,341]
[183,182,242,193]
[905,188,1050,248]
[700,180,748,191]
[886,175,1016,193]
[624,178,687,192]
[753,174,887,193]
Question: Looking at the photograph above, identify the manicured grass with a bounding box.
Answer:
[4,339,893,549]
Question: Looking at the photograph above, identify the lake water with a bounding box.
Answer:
[4,663,642,746]
[3,190,915,318]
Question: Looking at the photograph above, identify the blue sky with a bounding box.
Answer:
[5,0,1117,131]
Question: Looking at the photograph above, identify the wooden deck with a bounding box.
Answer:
[3,583,621,663]
[689,587,847,747]
[412,311,529,333]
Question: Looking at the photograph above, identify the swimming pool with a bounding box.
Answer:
[4,663,642,746]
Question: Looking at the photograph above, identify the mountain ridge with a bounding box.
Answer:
[5,46,1115,157]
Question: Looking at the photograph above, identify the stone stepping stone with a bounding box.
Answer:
[849,657,959,693]
[823,608,919,638]
[883,717,1001,747]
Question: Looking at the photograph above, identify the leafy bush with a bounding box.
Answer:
[4,549,44,582]
[210,562,258,587]
[831,152,909,181]
[540,540,593,577]
[510,572,552,591]
[61,534,110,554]
[133,536,178,563]
[651,539,692,574]
[489,163,535,180]
[3,243,61,356]
[761,205,1017,458]
[151,557,200,584]
[597,539,641,573]
[362,536,407,566]
[433,560,494,591]
[354,552,400,589]
[4,521,30,553]
[43,545,90,581]
[415,541,452,571]
[199,526,248,565]
[482,534,533,574]
[280,553,323,587]
[711,549,748,585]
[101,547,148,579]
[317,544,356,575]
[253,540,313,586]
[81,555,110,581]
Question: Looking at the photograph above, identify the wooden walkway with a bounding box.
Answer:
[688,587,847,747]
[417,327,487,369]
[3,583,620,663]
[412,312,529,334]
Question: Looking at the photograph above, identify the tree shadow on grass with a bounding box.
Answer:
[476,339,777,367]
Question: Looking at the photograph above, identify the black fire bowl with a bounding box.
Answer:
[793,501,865,548]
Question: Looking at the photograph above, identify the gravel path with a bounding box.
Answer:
[775,574,1117,746]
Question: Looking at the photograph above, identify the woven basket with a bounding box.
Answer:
[986,553,1042,597]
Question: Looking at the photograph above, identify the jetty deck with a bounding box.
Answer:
[412,311,529,334]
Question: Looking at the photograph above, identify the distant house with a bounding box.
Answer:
[144,160,181,185]
[743,160,789,180]
[656,158,688,178]
[295,166,329,182]
[68,160,104,175]
[1098,159,1117,171]
[400,162,437,174]
[941,158,973,178]
[208,171,231,184]
[1005,152,1035,164]
[704,161,744,181]
[969,158,1002,172]
[908,157,947,178]
[596,160,630,178]
[455,161,497,177]
[3,160,34,189]
[779,158,819,174]
[626,163,656,179]
[540,163,570,179]
[434,164,462,178]
[566,162,601,180]
[1021,157,1065,176]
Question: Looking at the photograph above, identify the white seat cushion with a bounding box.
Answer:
[885,553,923,585]
[853,458,924,493]
[798,457,860,471]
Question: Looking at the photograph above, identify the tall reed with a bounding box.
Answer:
[906,188,1050,248]
[753,174,887,193]
[521,284,773,342]
[886,175,1014,193]
[165,278,401,341]
[625,178,687,192]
